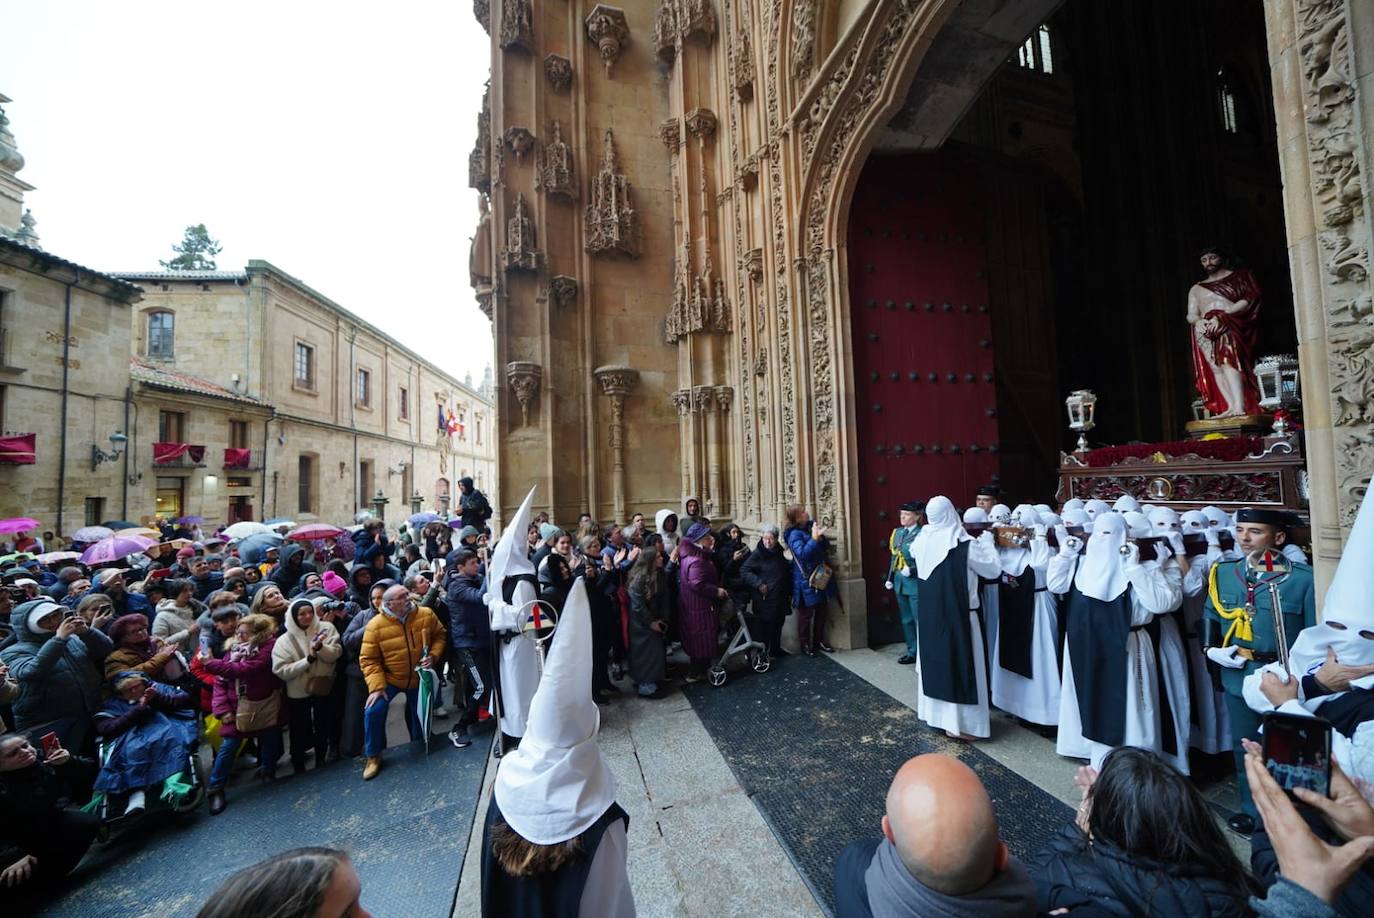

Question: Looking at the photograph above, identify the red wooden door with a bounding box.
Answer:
[847,151,1001,645]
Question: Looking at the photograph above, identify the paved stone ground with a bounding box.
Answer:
[451,641,1250,916]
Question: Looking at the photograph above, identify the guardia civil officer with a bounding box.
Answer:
[1203,506,1316,835]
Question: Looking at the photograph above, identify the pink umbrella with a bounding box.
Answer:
[80,533,157,565]
[287,523,345,542]
[0,517,42,535]
[37,550,82,565]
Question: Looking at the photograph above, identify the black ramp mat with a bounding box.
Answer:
[682,654,1073,915]
[39,738,489,918]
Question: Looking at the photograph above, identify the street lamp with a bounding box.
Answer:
[91,431,128,470]
[371,488,389,522]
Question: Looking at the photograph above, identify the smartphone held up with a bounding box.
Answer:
[1261,711,1333,798]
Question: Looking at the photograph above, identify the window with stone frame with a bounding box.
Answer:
[294,341,316,390]
[298,453,317,514]
[356,367,371,408]
[398,386,409,421]
[158,409,186,443]
[146,310,175,359]
[229,419,249,450]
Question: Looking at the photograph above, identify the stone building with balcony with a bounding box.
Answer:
[116,261,497,528]
[0,94,144,534]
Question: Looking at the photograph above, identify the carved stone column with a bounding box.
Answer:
[1264,0,1374,591]
[713,385,734,518]
[671,389,692,497]
[594,366,639,523]
[506,361,542,427]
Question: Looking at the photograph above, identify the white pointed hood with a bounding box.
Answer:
[492,577,617,844]
[1062,498,1085,513]
[1289,489,1374,689]
[1075,511,1129,602]
[485,486,537,604]
[914,496,969,580]
[989,504,1012,524]
[1084,499,1111,520]
[1123,511,1152,539]
[962,507,989,526]
[1201,506,1232,535]
[1112,495,1140,513]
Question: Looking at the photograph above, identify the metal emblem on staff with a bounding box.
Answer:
[516,598,559,674]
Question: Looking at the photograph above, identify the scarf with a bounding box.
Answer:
[863,839,1036,918]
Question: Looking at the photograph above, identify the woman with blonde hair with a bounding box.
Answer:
[249,583,288,628]
[201,612,285,814]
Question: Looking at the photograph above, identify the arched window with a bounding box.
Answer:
[1017,24,1054,75]
[147,310,174,359]
[1217,68,1239,134]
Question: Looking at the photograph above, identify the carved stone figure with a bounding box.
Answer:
[548,275,578,309]
[1186,247,1263,418]
[506,361,542,426]
[544,54,573,92]
[537,121,576,199]
[504,126,535,164]
[500,0,533,53]
[502,193,542,273]
[586,5,631,74]
[585,129,640,258]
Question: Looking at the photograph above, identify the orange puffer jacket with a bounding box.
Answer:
[359,605,446,693]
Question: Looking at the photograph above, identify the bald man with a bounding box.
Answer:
[833,754,1036,918]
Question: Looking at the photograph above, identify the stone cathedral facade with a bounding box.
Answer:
[473,0,1374,646]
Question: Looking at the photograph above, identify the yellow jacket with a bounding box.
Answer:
[359,605,446,693]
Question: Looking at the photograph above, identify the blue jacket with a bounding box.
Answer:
[445,572,490,651]
[94,586,153,625]
[785,526,833,608]
[1,601,114,735]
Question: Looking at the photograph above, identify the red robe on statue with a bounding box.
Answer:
[1190,267,1262,416]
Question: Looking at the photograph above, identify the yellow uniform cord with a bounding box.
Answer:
[889,530,908,572]
[1208,563,1253,646]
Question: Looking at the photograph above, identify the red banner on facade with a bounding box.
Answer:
[223,448,252,469]
[0,433,36,464]
[153,442,206,464]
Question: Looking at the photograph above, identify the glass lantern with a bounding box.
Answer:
[1254,354,1301,433]
[1065,389,1098,452]
[371,488,389,522]
[410,490,423,515]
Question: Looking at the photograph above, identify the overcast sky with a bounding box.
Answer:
[4,0,492,384]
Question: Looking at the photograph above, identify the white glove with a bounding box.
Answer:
[1166,532,1185,555]
[1054,525,1076,556]
[1204,528,1220,546]
[978,531,994,545]
[1122,543,1141,568]
[1206,645,1246,669]
[884,580,894,591]
[900,565,913,578]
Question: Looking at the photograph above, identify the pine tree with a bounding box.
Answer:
[159,224,222,270]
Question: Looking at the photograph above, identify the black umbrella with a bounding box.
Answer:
[101,520,139,530]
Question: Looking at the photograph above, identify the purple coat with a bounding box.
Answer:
[202,637,284,737]
[678,539,721,659]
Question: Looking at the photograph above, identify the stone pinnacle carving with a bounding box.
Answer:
[585,5,630,75]
[502,193,543,273]
[473,0,490,35]
[653,0,717,64]
[584,129,640,258]
[500,0,534,53]
[469,86,491,194]
[537,121,576,199]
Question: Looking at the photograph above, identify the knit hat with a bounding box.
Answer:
[322,571,348,597]
[539,523,563,542]
[685,522,711,543]
[176,546,195,559]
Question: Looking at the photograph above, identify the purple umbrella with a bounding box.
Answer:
[79,533,157,565]
[176,515,204,526]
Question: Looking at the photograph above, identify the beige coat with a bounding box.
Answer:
[270,613,342,700]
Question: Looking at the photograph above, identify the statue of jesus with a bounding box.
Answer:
[1186,247,1262,418]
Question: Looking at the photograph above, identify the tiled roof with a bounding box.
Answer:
[113,269,248,281]
[130,357,271,407]
[0,236,142,297]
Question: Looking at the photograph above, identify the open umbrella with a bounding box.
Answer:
[236,532,284,565]
[0,552,36,565]
[161,538,193,550]
[37,550,82,565]
[123,528,162,541]
[223,521,270,539]
[286,523,344,542]
[176,515,204,526]
[80,533,157,565]
[263,518,296,528]
[408,512,440,529]
[101,521,139,530]
[72,526,114,543]
[0,518,42,535]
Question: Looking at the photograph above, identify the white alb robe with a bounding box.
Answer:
[489,579,541,738]
[1154,559,1193,774]
[1180,542,1233,754]
[991,537,1061,726]
[917,535,1002,738]
[1048,552,1179,768]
